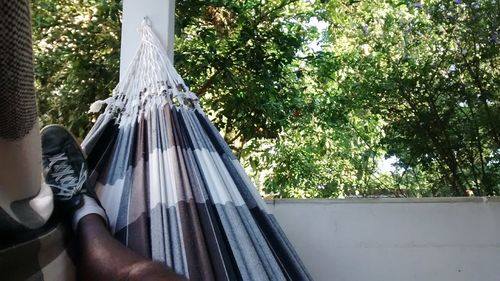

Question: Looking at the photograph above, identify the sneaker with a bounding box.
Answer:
[41,125,98,211]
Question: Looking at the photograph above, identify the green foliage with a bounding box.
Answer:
[175,0,316,143]
[32,0,499,198]
[237,0,499,198]
[317,0,500,196]
[32,0,121,138]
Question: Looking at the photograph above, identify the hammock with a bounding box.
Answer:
[81,20,312,281]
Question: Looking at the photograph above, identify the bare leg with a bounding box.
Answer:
[0,0,52,233]
[77,215,186,281]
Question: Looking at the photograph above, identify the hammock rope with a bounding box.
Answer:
[82,20,312,281]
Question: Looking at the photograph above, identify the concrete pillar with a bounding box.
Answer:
[119,0,175,80]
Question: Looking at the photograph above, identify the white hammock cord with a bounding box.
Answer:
[90,18,198,117]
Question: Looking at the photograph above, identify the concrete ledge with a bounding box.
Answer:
[266,196,500,204]
[267,197,500,281]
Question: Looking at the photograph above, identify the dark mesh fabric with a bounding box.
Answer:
[0,0,37,140]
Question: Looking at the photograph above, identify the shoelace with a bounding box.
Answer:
[47,153,87,200]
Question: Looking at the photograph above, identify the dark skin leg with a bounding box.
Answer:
[77,215,187,281]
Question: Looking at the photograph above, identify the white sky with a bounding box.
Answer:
[306,17,329,52]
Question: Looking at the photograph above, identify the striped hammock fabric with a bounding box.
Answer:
[81,21,312,281]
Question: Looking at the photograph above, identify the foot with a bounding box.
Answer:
[41,125,97,211]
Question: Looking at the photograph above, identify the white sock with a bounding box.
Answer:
[72,195,108,231]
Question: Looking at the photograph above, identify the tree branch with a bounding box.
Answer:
[194,69,222,98]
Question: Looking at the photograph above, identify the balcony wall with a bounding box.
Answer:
[267,197,500,281]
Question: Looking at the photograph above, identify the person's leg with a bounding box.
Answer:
[77,215,185,281]
[0,0,53,240]
[0,2,76,280]
[41,124,186,281]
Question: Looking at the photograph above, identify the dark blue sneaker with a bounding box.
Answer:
[41,125,98,211]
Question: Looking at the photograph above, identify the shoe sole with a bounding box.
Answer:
[40,124,88,159]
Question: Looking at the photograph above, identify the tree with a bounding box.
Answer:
[31,0,500,198]
[235,0,499,197]
[32,0,121,138]
[175,0,316,145]
[317,0,500,196]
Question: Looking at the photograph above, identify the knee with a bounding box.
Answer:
[123,261,172,281]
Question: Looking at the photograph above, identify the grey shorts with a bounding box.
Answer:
[0,183,76,281]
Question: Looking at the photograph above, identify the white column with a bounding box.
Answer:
[119,0,175,80]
